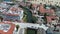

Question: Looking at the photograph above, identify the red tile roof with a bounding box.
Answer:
[39,5,46,13]
[39,4,55,14]
[46,16,56,23]
[46,9,55,14]
[0,22,15,34]
[46,16,52,23]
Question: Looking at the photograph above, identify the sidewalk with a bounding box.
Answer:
[12,22,48,31]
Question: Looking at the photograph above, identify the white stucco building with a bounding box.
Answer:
[25,0,60,6]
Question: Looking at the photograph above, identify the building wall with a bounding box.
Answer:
[37,28,46,34]
[18,28,25,34]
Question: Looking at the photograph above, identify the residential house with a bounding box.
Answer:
[3,6,24,22]
[0,22,15,34]
[39,4,46,14]
[46,16,58,25]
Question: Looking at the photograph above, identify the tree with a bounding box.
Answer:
[44,13,47,24]
[16,25,20,31]
[32,16,38,23]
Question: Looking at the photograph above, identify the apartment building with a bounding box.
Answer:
[25,0,60,6]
